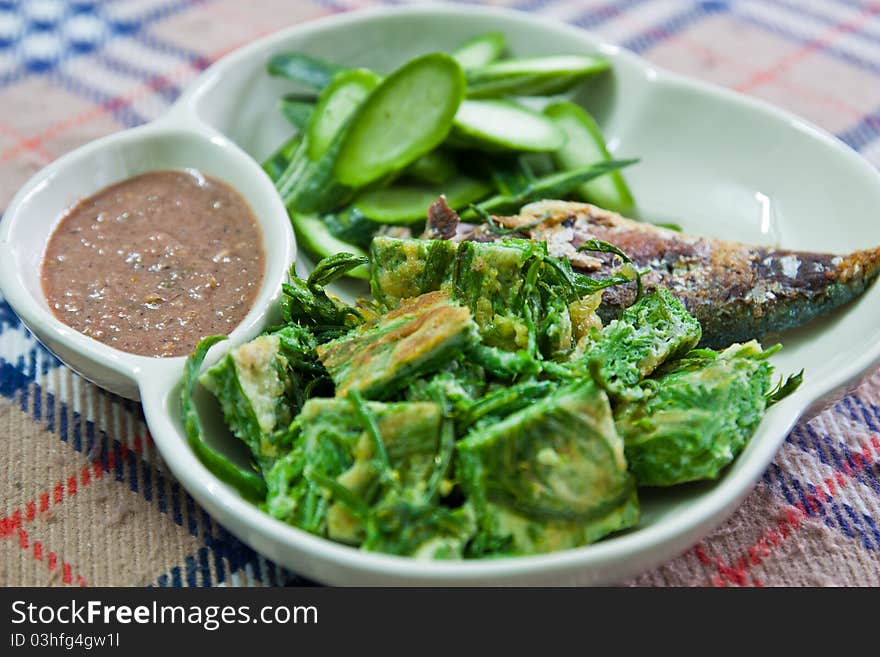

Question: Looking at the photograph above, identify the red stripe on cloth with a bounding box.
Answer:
[736,4,880,93]
[0,428,148,538]
[702,433,880,586]
[6,527,89,586]
[672,35,866,120]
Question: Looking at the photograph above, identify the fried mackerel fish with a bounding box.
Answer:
[425,198,880,348]
[181,239,801,559]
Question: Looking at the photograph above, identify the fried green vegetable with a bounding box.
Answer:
[181,336,267,501]
[363,499,476,559]
[454,239,537,350]
[615,341,776,486]
[265,397,444,544]
[371,236,620,357]
[458,379,638,555]
[369,236,458,309]
[582,288,702,399]
[317,291,479,399]
[199,332,299,472]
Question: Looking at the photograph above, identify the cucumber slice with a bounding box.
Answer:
[405,149,457,184]
[262,133,302,183]
[353,175,492,224]
[267,52,343,90]
[452,99,564,152]
[461,159,637,218]
[466,55,609,98]
[278,97,313,131]
[289,212,369,280]
[452,31,506,69]
[307,69,381,161]
[544,101,635,215]
[334,53,466,188]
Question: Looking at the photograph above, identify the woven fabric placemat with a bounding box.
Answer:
[2,0,880,587]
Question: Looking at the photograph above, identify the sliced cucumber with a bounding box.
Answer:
[282,138,352,214]
[461,159,637,218]
[353,175,492,225]
[267,52,343,91]
[262,133,302,183]
[307,69,381,161]
[334,53,466,188]
[405,149,457,184]
[466,54,609,98]
[452,99,564,152]
[289,212,369,280]
[278,97,313,131]
[452,31,506,69]
[544,101,634,215]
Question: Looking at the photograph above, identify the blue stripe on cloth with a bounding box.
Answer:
[571,0,653,30]
[0,369,298,586]
[763,0,880,48]
[786,423,880,497]
[92,53,181,103]
[130,30,212,70]
[836,107,880,151]
[765,451,880,551]
[622,1,731,54]
[45,70,148,127]
[0,0,211,90]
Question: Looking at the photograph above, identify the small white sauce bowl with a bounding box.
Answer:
[2,4,880,585]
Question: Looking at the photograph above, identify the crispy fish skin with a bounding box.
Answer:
[478,200,880,348]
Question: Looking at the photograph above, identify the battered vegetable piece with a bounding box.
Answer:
[454,239,538,349]
[457,379,638,555]
[200,332,299,472]
[369,236,458,309]
[578,288,702,399]
[317,291,478,399]
[362,499,476,559]
[264,398,443,544]
[615,341,774,486]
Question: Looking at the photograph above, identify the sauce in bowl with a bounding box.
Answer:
[41,170,265,358]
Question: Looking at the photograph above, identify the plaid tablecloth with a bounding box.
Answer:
[2,0,880,588]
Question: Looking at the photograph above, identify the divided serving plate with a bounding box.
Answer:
[2,5,880,585]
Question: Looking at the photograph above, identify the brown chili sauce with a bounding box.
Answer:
[41,170,265,357]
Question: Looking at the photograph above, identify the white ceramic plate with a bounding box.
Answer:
[2,5,880,586]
